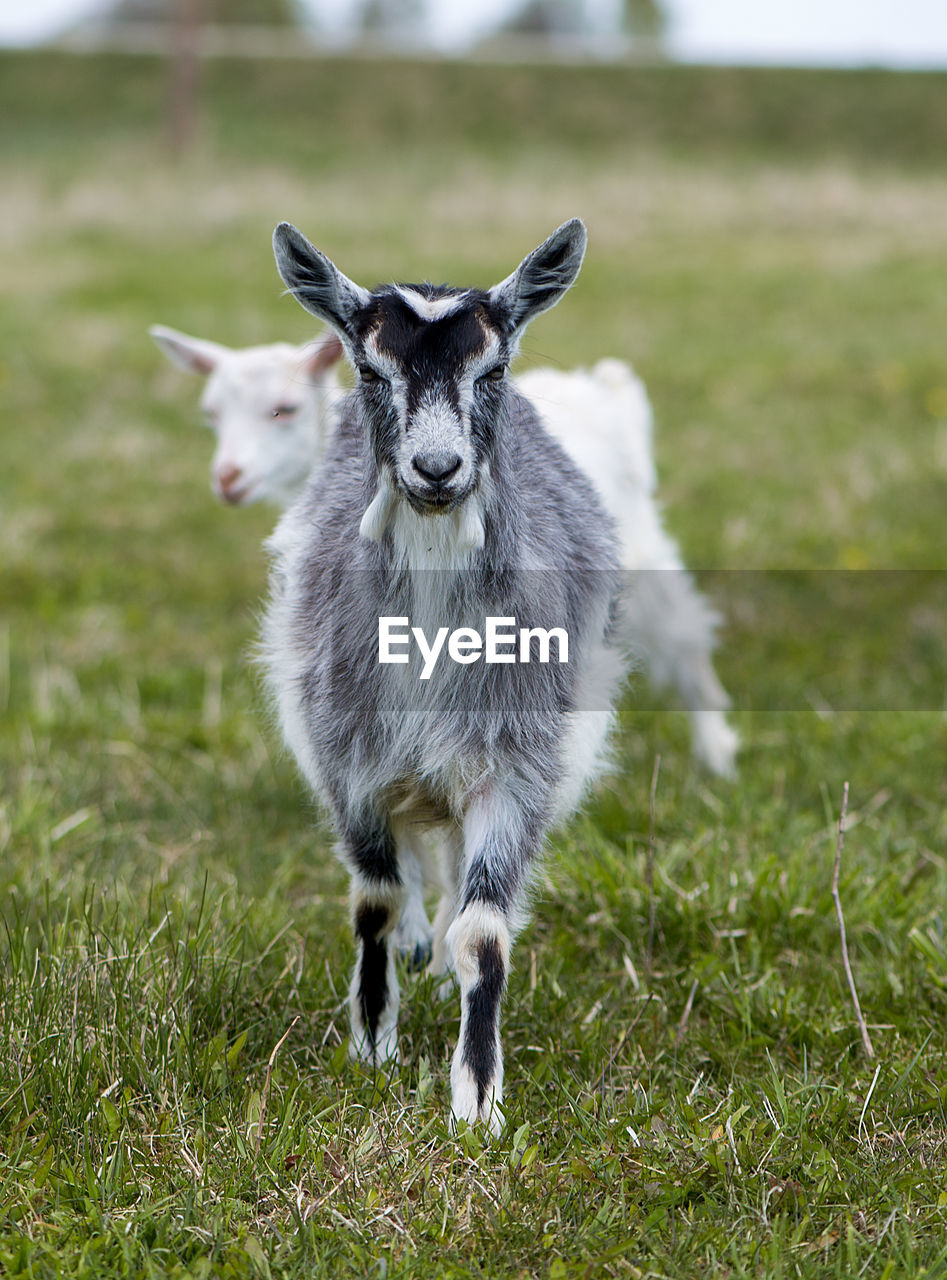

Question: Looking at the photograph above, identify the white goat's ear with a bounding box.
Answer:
[301,331,344,378]
[150,325,227,376]
[488,218,587,336]
[273,223,370,337]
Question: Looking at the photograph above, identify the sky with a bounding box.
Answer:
[3,0,947,68]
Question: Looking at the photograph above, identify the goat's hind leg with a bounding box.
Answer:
[627,566,739,777]
[428,823,461,987]
[343,817,405,1065]
[390,829,435,970]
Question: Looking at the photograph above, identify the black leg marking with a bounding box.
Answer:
[354,904,390,1049]
[462,938,506,1109]
[459,806,543,913]
[347,823,400,886]
[461,862,514,913]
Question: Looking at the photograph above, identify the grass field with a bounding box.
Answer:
[2,50,947,1277]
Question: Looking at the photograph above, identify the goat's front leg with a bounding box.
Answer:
[342,817,405,1065]
[445,790,537,1135]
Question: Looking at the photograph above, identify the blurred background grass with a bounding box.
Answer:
[1,47,947,1277]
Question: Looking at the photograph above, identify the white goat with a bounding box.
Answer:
[150,327,737,778]
[517,361,738,779]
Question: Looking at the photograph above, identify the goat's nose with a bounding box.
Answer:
[412,451,462,484]
[216,464,245,502]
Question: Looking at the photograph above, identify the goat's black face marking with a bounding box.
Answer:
[348,285,511,515]
[362,290,493,388]
[359,291,504,420]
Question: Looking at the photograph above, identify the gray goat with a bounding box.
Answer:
[261,219,627,1132]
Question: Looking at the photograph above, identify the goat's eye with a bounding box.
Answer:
[272,404,299,419]
[479,365,506,384]
[358,366,383,384]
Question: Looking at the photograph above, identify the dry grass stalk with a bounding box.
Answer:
[255,1016,300,1157]
[832,781,875,1059]
[647,753,661,973]
[674,978,700,1049]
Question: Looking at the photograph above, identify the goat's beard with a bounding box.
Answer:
[358,475,483,548]
[397,478,474,516]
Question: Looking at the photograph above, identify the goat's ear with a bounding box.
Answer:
[150,325,227,376]
[300,331,344,378]
[273,223,370,337]
[488,218,588,336]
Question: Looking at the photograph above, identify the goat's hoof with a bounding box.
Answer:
[349,1025,400,1066]
[450,1048,504,1137]
[693,713,740,779]
[397,939,432,971]
[450,1090,504,1138]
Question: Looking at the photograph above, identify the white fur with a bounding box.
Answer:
[517,360,738,776]
[394,286,470,322]
[359,482,398,542]
[516,360,657,528]
[387,497,484,573]
[150,326,344,508]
